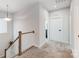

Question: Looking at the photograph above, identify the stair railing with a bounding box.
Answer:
[4,30,35,58]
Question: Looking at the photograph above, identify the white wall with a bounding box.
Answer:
[0,11,13,49]
[13,3,40,55]
[71,0,79,57]
[0,11,13,57]
[49,8,70,43]
[39,6,49,47]
[12,3,49,56]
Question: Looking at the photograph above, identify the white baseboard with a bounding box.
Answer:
[33,39,48,48]
[72,49,79,58]
[38,40,47,48]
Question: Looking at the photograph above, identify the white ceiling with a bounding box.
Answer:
[0,0,71,13]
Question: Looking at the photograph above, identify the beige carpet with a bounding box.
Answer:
[40,40,73,58]
[16,40,73,58]
[16,47,49,58]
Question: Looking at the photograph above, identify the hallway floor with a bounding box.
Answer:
[16,40,73,58]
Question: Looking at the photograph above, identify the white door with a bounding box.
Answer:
[48,18,64,42]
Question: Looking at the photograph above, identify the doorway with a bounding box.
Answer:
[48,18,64,42]
[48,8,70,43]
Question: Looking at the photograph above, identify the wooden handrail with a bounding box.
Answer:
[4,36,19,58]
[22,31,35,35]
[6,36,19,51]
[4,30,35,58]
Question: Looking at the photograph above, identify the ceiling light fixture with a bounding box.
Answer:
[5,4,11,21]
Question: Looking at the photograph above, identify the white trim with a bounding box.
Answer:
[71,49,79,58]
[38,39,48,48]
